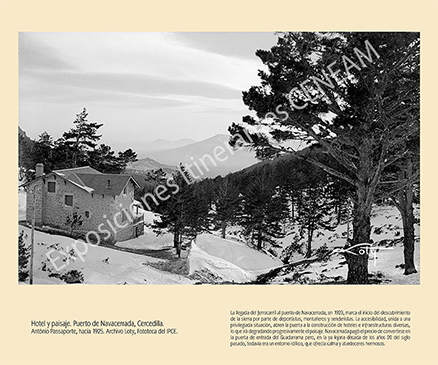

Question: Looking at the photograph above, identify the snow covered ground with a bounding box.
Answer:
[18,224,281,285]
[260,205,420,285]
[18,224,192,285]
[18,189,419,285]
[265,240,420,285]
[189,234,282,283]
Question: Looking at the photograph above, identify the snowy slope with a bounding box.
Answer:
[195,234,282,272]
[189,234,282,282]
[18,225,192,285]
[276,205,420,254]
[189,243,256,283]
[267,241,420,285]
[261,205,420,285]
[17,224,280,285]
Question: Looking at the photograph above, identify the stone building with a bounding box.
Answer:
[24,164,144,244]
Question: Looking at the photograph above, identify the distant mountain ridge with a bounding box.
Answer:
[20,127,259,179]
[134,134,258,178]
[125,157,175,174]
[139,138,197,154]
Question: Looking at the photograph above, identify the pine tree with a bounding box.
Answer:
[215,177,242,238]
[89,144,120,173]
[33,132,55,171]
[240,167,289,251]
[229,32,419,283]
[392,156,418,275]
[62,108,103,167]
[154,166,210,257]
[379,133,419,275]
[118,149,138,169]
[296,183,336,258]
[183,183,211,240]
[18,231,30,282]
[51,137,74,170]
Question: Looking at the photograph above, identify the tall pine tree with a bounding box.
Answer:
[214,177,242,238]
[240,166,289,251]
[229,32,419,283]
[62,108,103,167]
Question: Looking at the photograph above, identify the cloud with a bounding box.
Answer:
[20,32,264,91]
[21,69,241,101]
[170,32,278,60]
[19,32,276,150]
[19,33,76,72]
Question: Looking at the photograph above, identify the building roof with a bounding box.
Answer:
[73,173,139,196]
[24,166,140,196]
[53,166,102,176]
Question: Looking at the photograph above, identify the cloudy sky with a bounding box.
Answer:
[19,32,278,154]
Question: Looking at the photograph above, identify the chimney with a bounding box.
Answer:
[35,163,44,178]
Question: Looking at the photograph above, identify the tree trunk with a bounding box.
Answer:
[305,228,314,258]
[401,207,417,275]
[176,234,182,258]
[173,231,179,248]
[257,229,262,250]
[345,184,372,284]
[396,157,417,275]
[72,149,78,168]
[176,243,181,258]
[221,221,227,239]
[174,231,182,258]
[402,158,417,275]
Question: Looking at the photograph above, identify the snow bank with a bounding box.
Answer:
[18,225,192,285]
[196,234,282,272]
[189,243,255,282]
[188,234,282,282]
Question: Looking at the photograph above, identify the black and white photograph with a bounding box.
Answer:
[18,31,420,285]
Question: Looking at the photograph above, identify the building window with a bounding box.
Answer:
[85,211,90,218]
[47,181,56,193]
[65,195,73,207]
